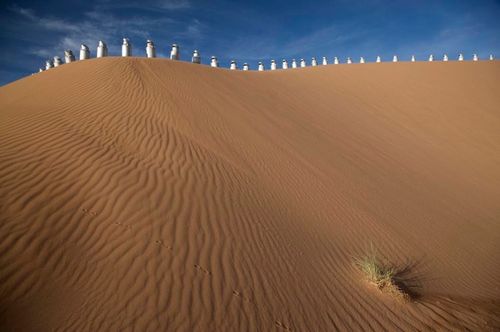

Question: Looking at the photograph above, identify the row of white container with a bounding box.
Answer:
[40,38,495,72]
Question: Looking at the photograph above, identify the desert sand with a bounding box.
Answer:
[0,58,499,331]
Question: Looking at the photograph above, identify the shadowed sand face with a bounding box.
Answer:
[0,58,500,331]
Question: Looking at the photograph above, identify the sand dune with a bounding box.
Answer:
[1,58,499,331]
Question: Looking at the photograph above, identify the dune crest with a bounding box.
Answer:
[1,58,499,331]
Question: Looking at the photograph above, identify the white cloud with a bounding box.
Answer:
[30,49,52,58]
[9,4,203,62]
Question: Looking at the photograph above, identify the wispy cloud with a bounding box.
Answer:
[11,6,36,20]
[7,4,202,62]
[395,14,500,59]
[221,20,374,61]
[11,5,80,33]
[157,0,191,10]
[92,0,191,12]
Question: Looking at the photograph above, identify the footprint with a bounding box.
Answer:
[81,208,98,217]
[232,289,252,303]
[275,321,292,331]
[194,264,211,276]
[155,240,172,250]
[113,222,132,230]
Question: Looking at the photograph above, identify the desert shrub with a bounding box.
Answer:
[355,245,411,302]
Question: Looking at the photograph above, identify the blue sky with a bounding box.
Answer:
[0,0,499,85]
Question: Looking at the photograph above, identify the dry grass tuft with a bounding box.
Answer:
[355,245,411,302]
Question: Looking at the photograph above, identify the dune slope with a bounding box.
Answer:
[1,58,500,331]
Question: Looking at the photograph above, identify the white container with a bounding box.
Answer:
[192,50,201,64]
[458,53,464,61]
[322,56,327,65]
[258,61,264,71]
[428,54,434,62]
[347,57,352,64]
[80,44,90,60]
[64,50,75,63]
[333,57,339,65]
[489,54,494,61]
[170,44,179,60]
[411,55,416,62]
[360,57,365,64]
[230,60,237,70]
[291,59,298,68]
[311,57,317,66]
[122,38,131,57]
[300,59,306,67]
[282,59,288,69]
[242,63,249,71]
[270,60,277,70]
[392,55,398,62]
[97,41,108,58]
[53,56,62,67]
[473,54,478,61]
[443,54,448,61]
[210,56,218,67]
[146,40,156,58]
[376,56,381,63]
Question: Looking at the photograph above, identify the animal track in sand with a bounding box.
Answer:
[233,287,292,330]
[231,289,294,330]
[275,320,292,331]
[81,208,97,217]
[194,264,211,276]
[155,240,173,250]
[113,222,133,230]
[232,289,253,303]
